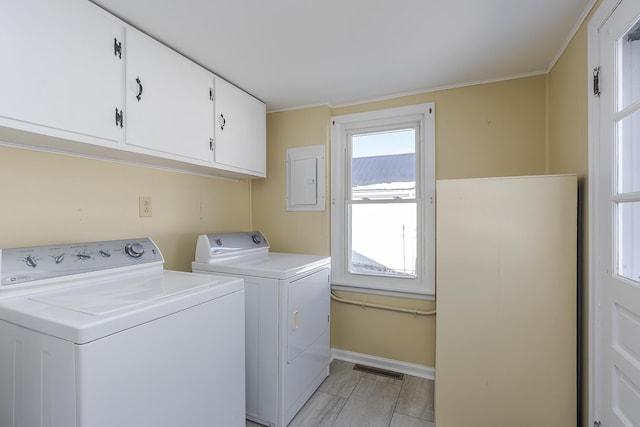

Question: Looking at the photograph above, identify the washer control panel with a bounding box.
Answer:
[0,238,163,287]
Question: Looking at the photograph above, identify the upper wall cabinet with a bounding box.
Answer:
[124,28,215,165]
[0,0,124,147]
[214,77,266,178]
[0,0,266,179]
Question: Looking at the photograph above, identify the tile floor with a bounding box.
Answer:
[246,359,435,427]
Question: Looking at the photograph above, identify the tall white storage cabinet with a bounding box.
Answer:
[435,174,577,427]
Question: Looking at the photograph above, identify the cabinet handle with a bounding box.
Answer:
[219,113,226,131]
[136,77,143,102]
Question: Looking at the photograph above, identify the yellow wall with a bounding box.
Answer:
[256,75,548,367]
[0,145,251,271]
[548,3,599,425]
[251,106,331,255]
[333,75,548,180]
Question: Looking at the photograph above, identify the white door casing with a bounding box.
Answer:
[589,0,640,425]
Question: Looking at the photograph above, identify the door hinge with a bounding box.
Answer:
[594,421,601,427]
[209,88,214,101]
[115,108,124,128]
[114,38,122,59]
[209,138,214,151]
[593,67,601,97]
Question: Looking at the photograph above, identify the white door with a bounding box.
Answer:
[213,76,266,177]
[125,28,214,163]
[594,0,640,424]
[0,0,124,146]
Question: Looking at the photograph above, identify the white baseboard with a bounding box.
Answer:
[331,348,435,380]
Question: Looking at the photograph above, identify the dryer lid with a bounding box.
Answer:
[193,252,330,280]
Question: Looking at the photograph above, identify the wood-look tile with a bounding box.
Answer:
[246,360,434,427]
[288,391,347,427]
[395,375,434,422]
[362,372,404,386]
[318,360,364,398]
[389,412,435,427]
[332,377,401,427]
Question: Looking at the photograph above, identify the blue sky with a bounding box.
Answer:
[352,129,415,158]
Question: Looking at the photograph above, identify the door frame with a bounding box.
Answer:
[587,0,624,424]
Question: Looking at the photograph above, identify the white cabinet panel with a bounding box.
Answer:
[435,174,577,427]
[214,77,266,177]
[0,0,124,146]
[125,28,214,164]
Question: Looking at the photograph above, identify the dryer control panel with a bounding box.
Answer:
[195,231,269,263]
[0,238,163,288]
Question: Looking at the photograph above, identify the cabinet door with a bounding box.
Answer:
[0,0,124,146]
[125,28,214,164]
[214,77,266,177]
[435,175,577,427]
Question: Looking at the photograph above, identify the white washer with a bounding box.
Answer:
[192,231,330,427]
[0,238,245,427]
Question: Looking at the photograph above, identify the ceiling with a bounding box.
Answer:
[90,0,594,112]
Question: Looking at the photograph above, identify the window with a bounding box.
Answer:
[617,18,640,283]
[331,103,435,297]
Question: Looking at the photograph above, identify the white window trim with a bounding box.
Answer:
[330,103,435,299]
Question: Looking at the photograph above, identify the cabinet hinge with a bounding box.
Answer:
[593,67,601,97]
[209,88,214,101]
[115,108,124,128]
[594,421,601,427]
[209,138,214,151]
[114,38,122,59]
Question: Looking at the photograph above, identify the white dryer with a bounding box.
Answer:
[0,238,245,427]
[192,231,330,427]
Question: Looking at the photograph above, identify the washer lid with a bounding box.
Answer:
[31,271,220,315]
[0,270,243,344]
[193,252,330,280]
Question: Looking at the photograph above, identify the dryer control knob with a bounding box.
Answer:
[252,234,262,245]
[125,242,145,258]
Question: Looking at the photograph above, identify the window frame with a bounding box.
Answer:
[330,103,435,298]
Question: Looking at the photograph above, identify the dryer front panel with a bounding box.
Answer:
[286,268,330,363]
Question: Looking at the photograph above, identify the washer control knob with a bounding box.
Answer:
[25,255,38,268]
[251,234,262,245]
[76,252,91,260]
[125,242,145,258]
